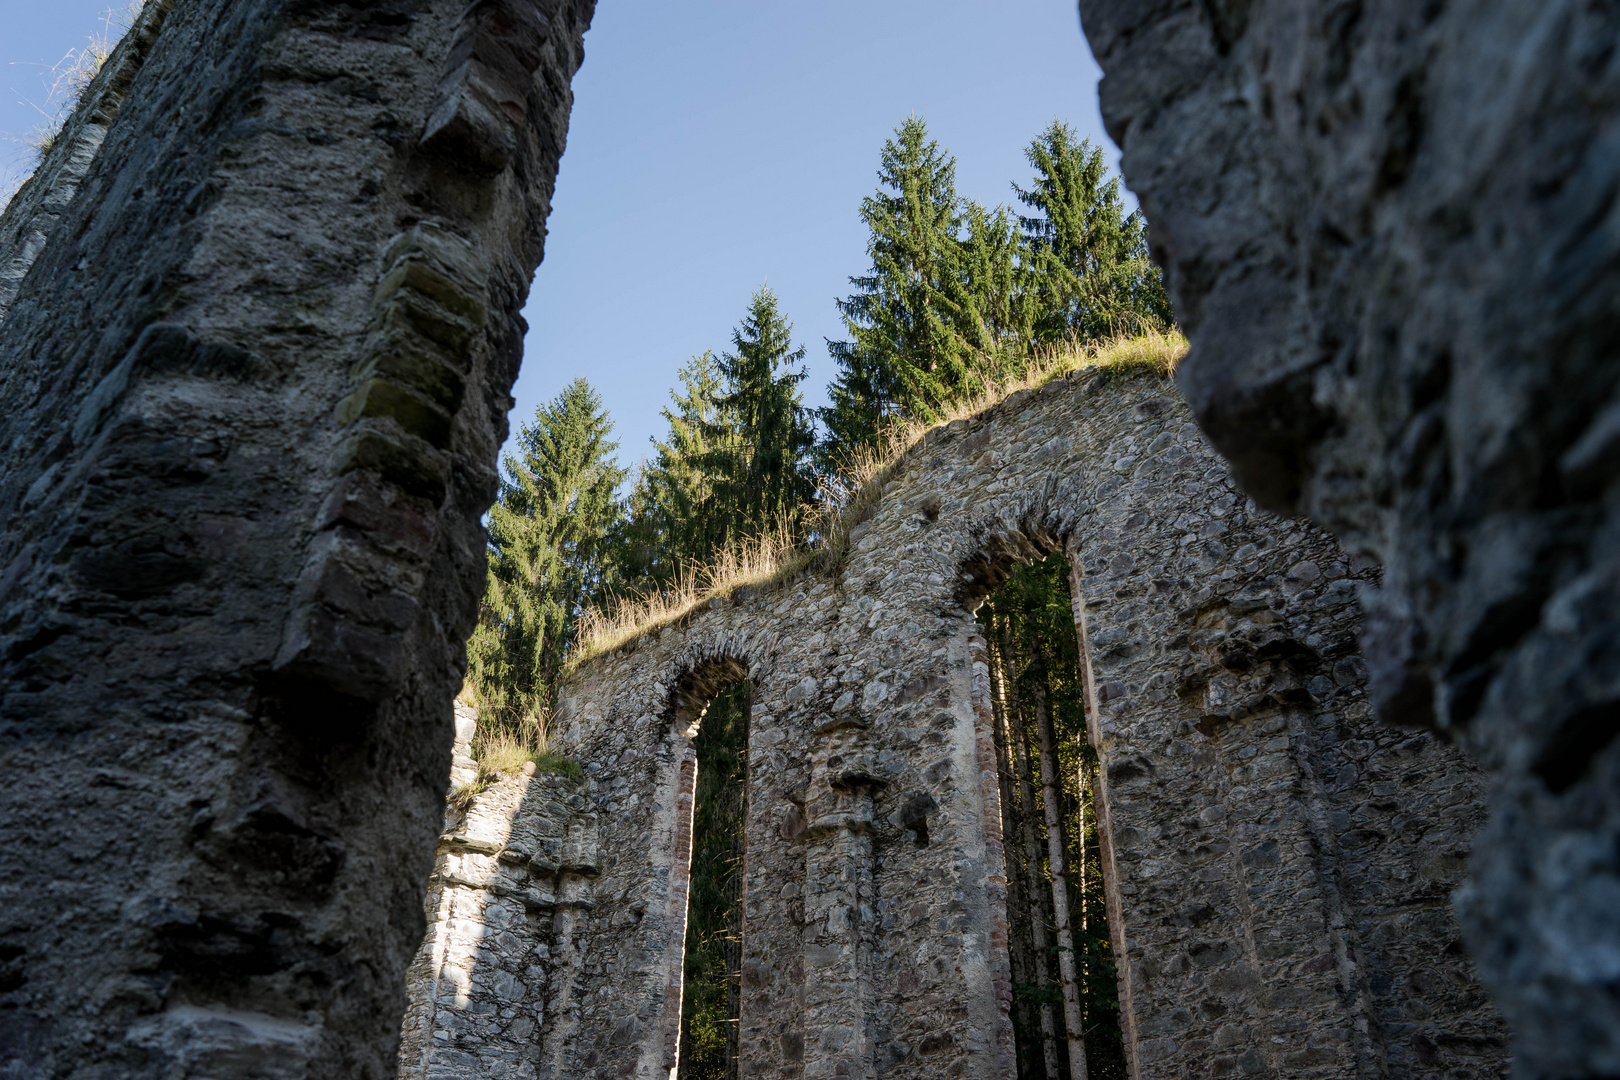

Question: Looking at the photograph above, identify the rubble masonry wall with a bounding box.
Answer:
[406,373,1509,1080]
[0,2,596,1075]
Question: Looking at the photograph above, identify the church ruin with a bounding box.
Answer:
[2,0,1613,1077]
[401,372,1509,1080]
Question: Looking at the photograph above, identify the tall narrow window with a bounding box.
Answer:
[678,680,751,1080]
[981,552,1126,1080]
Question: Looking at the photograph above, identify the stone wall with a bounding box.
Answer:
[1075,2,1620,1073]
[0,1,172,325]
[0,1,595,1076]
[398,703,601,1080]
[406,373,1509,1080]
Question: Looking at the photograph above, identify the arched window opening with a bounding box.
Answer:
[980,551,1126,1080]
[678,679,751,1080]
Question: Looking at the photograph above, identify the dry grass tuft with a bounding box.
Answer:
[569,524,808,672]
[1085,326,1189,380]
[3,1,145,202]
[567,330,1186,670]
[448,779,489,813]
[470,723,584,783]
[475,730,538,777]
[820,327,1187,485]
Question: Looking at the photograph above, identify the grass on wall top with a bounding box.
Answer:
[1,2,146,211]
[565,328,1187,673]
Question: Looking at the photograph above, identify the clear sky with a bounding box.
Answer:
[1,0,1122,471]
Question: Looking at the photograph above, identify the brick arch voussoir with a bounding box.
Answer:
[660,646,756,736]
[950,476,1097,608]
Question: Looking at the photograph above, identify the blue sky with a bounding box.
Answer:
[2,0,1122,470]
[1,1,131,184]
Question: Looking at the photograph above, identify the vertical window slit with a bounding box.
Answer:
[678,680,750,1080]
[981,551,1126,1080]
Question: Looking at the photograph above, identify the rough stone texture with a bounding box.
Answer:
[406,375,1509,1080]
[0,2,172,324]
[0,1,595,1076]
[1077,1,1620,1073]
[398,703,600,1080]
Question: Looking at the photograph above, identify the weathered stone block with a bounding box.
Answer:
[375,256,489,328]
[334,423,452,504]
[340,377,456,449]
[362,339,469,411]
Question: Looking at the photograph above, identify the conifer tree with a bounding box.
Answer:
[959,200,1036,374]
[824,117,985,453]
[819,346,888,468]
[468,378,626,730]
[617,352,729,589]
[1014,121,1171,342]
[704,287,817,543]
[619,290,816,592]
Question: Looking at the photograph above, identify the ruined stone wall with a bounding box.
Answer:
[406,374,1509,1080]
[0,1,173,325]
[398,703,600,1080]
[1075,3,1620,1072]
[0,1,596,1076]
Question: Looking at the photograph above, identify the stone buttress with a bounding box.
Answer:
[0,1,596,1075]
[404,374,1511,1080]
[1078,3,1620,1070]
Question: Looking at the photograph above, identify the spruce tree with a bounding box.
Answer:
[617,352,730,589]
[619,290,816,590]
[959,200,1036,375]
[468,378,626,730]
[1014,121,1171,342]
[824,117,985,453]
[704,287,817,543]
[819,345,888,468]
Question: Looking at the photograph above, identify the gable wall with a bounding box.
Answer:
[407,373,1510,1080]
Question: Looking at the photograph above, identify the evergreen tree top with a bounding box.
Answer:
[1013,120,1169,340]
[655,352,726,468]
[705,286,818,538]
[824,115,988,450]
[500,376,626,542]
[1013,121,1126,262]
[717,287,809,416]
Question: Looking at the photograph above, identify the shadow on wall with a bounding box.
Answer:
[1077,0,1620,1070]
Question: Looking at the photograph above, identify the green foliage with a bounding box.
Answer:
[617,352,730,588]
[1015,121,1172,342]
[959,200,1037,367]
[823,116,1173,466]
[467,378,626,734]
[531,751,586,781]
[679,682,750,1080]
[622,289,817,594]
[602,296,805,1080]
[680,949,731,1077]
[824,117,989,454]
[700,288,818,546]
